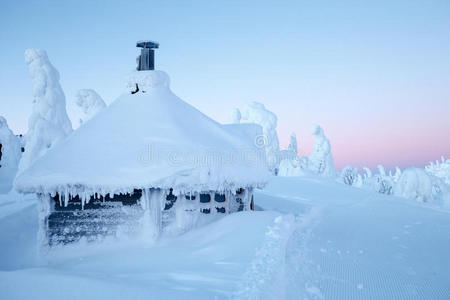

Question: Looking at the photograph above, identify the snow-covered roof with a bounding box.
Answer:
[15,71,269,196]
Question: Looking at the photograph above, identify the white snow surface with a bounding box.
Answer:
[18,49,72,173]
[2,175,450,299]
[75,89,106,125]
[0,117,22,193]
[15,71,269,195]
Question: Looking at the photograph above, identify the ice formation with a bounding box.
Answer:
[75,89,107,125]
[307,125,335,177]
[425,156,450,185]
[394,168,449,205]
[241,102,280,173]
[17,49,72,173]
[0,117,22,192]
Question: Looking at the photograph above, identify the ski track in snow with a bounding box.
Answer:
[235,205,323,299]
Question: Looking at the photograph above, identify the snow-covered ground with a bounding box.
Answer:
[1,175,450,299]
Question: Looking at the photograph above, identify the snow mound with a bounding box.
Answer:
[15,71,270,195]
[125,70,170,92]
[394,168,449,206]
[0,117,22,193]
[75,89,106,125]
[18,49,72,173]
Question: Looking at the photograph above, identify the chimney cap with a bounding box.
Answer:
[136,40,159,49]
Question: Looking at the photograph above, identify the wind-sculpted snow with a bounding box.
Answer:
[75,89,106,125]
[0,117,21,193]
[18,49,72,173]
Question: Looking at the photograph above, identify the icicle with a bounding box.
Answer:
[58,192,62,207]
[64,188,69,207]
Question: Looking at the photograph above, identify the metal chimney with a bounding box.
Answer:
[136,40,159,71]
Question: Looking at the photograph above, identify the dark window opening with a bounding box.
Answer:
[216,207,226,213]
[200,194,211,203]
[201,208,211,214]
[214,193,225,203]
[164,188,177,210]
[185,195,196,200]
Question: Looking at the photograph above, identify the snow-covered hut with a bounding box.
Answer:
[15,42,269,245]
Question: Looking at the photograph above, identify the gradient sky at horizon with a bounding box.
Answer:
[1,0,449,170]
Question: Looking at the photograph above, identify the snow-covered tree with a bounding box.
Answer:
[241,102,280,173]
[287,133,298,155]
[307,125,335,177]
[277,132,298,165]
[425,156,450,185]
[0,117,22,192]
[231,108,241,124]
[75,89,107,126]
[340,165,358,186]
[18,49,72,173]
[394,168,449,206]
[361,165,394,195]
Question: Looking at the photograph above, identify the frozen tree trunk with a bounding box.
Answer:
[18,49,72,174]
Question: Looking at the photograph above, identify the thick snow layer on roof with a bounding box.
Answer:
[15,71,269,195]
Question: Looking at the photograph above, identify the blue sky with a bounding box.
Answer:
[0,0,449,169]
